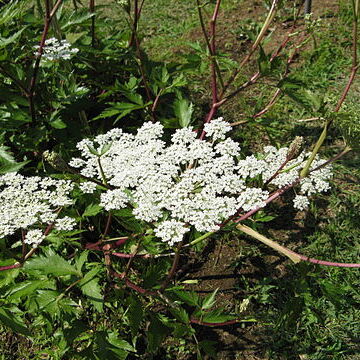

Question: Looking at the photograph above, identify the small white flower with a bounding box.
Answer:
[154,220,190,246]
[100,189,129,211]
[24,229,45,248]
[293,195,310,211]
[55,216,76,231]
[0,173,73,239]
[79,181,97,194]
[203,117,232,140]
[34,38,79,62]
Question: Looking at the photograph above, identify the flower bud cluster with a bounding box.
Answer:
[0,173,74,247]
[70,119,332,246]
[34,37,79,61]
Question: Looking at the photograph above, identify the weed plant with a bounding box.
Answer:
[0,0,359,359]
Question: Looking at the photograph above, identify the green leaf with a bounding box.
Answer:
[86,144,100,156]
[173,97,194,128]
[94,102,150,123]
[198,340,217,358]
[61,10,95,30]
[173,290,200,307]
[49,119,67,129]
[0,1,28,26]
[123,92,143,106]
[0,146,29,174]
[117,217,143,233]
[107,332,135,353]
[83,203,102,217]
[24,253,81,277]
[196,309,238,324]
[127,296,143,337]
[0,307,30,337]
[7,280,52,301]
[201,289,218,310]
[172,323,194,338]
[169,307,189,324]
[147,314,170,354]
[79,268,103,312]
[100,142,112,156]
[49,118,67,129]
[0,28,25,49]
[257,46,271,75]
[66,31,87,43]
[75,251,89,272]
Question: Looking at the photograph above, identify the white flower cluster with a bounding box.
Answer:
[71,119,332,245]
[0,173,75,247]
[261,146,332,210]
[34,37,79,61]
[233,145,332,210]
[71,120,264,246]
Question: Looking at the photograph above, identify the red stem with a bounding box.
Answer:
[190,318,239,327]
[28,0,63,122]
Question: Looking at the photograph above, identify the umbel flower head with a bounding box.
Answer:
[0,173,74,248]
[34,37,79,62]
[71,119,332,247]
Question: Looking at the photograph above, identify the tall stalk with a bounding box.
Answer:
[28,0,63,122]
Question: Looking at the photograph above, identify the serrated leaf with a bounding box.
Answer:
[61,10,94,30]
[107,332,135,352]
[7,280,51,300]
[123,92,143,105]
[24,254,81,277]
[173,290,200,307]
[127,296,143,337]
[197,309,238,324]
[174,98,193,128]
[201,288,218,310]
[0,145,29,174]
[169,307,189,324]
[147,314,169,354]
[83,203,102,217]
[79,268,103,312]
[75,251,89,272]
[199,340,217,357]
[0,28,25,49]
[0,308,30,337]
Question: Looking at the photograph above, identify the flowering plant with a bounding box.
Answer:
[0,0,359,358]
[68,119,332,247]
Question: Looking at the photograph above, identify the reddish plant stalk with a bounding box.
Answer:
[209,0,221,105]
[85,237,128,251]
[111,270,157,295]
[0,221,56,272]
[190,318,239,327]
[28,0,63,122]
[159,241,183,292]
